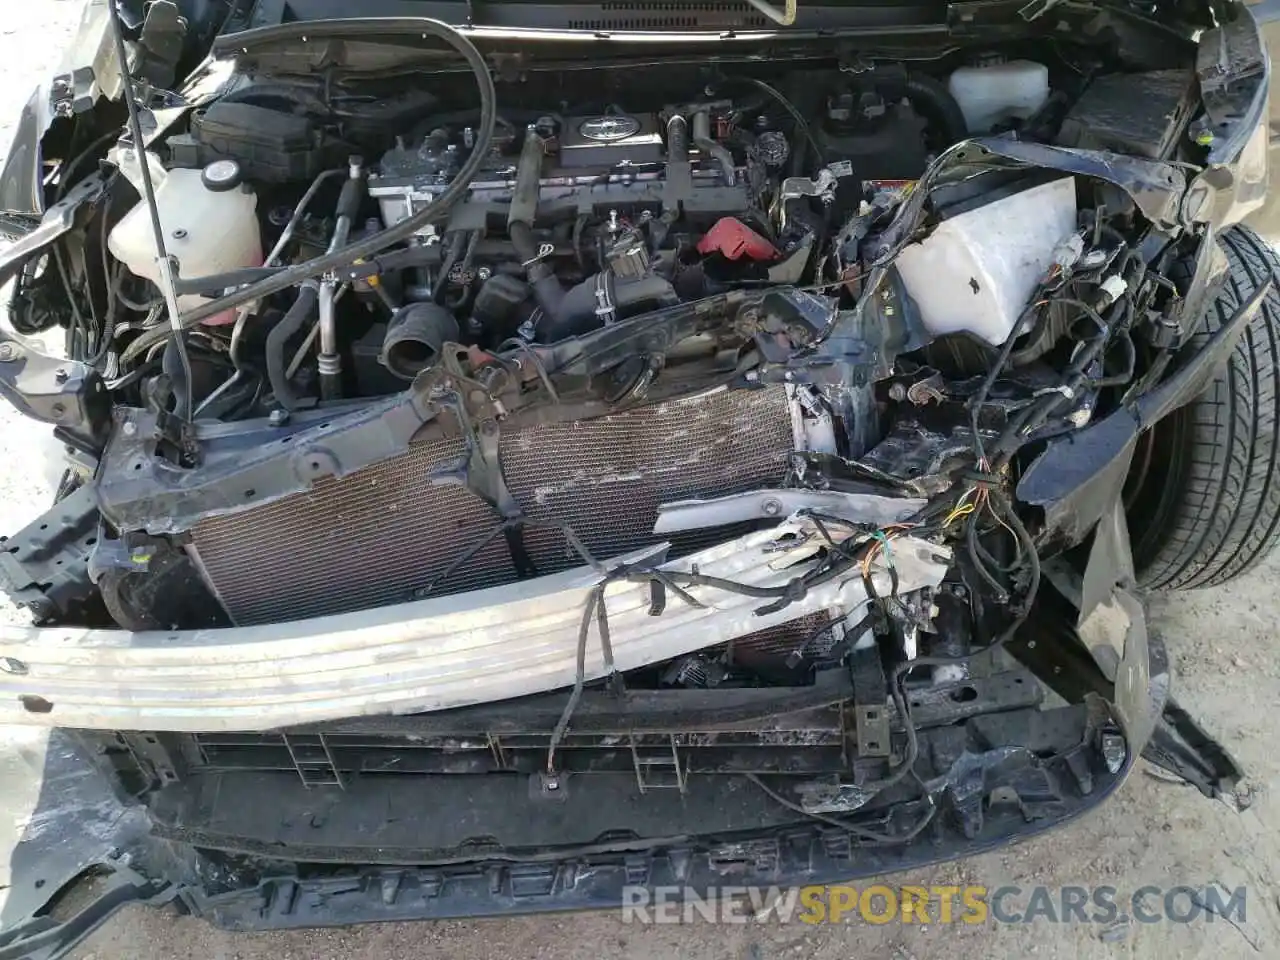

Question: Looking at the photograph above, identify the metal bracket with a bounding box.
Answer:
[466,416,523,520]
[0,485,100,623]
[119,732,179,788]
[282,733,345,789]
[630,733,688,793]
[654,488,924,535]
[850,644,890,758]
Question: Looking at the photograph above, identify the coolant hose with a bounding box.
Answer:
[509,220,566,321]
[506,124,568,324]
[121,16,497,362]
[266,283,319,411]
[432,231,466,305]
[692,111,736,187]
[903,72,969,145]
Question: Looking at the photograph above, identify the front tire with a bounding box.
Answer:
[1132,225,1280,590]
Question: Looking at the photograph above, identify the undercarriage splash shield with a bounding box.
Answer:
[189,386,794,625]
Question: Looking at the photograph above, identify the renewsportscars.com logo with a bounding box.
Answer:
[619,884,1248,926]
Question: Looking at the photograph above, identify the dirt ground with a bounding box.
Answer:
[0,4,1277,958]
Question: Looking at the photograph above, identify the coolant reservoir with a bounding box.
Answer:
[947,60,1050,134]
[108,155,262,325]
[894,177,1077,346]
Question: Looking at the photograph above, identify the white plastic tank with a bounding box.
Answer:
[108,154,262,326]
[947,60,1050,134]
[894,177,1077,346]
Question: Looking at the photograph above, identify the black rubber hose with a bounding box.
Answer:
[336,174,365,221]
[432,231,466,305]
[162,339,190,420]
[381,302,461,379]
[903,72,969,144]
[265,283,319,411]
[510,221,566,320]
[175,266,283,297]
[121,17,497,361]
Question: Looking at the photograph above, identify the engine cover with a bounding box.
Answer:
[369,118,752,234]
[560,113,666,167]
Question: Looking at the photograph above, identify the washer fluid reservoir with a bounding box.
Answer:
[108,155,262,326]
[947,60,1050,134]
[894,177,1077,346]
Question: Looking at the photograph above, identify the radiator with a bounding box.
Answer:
[190,386,795,625]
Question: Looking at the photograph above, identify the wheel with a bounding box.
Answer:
[1130,225,1280,590]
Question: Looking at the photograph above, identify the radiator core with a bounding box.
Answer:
[190,387,794,625]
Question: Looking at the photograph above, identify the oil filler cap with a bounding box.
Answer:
[201,159,244,192]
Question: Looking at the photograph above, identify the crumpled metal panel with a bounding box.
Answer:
[190,386,793,625]
[0,524,952,732]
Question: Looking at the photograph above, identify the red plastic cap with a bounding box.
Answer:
[696,217,779,261]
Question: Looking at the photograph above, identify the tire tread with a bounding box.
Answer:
[1137,225,1280,590]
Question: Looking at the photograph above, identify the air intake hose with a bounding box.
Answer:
[509,221,567,321]
[380,302,461,380]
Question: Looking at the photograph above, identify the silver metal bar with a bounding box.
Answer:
[317,163,360,400]
[316,222,352,400]
[317,279,340,373]
[654,489,924,535]
[0,523,950,732]
[286,284,348,380]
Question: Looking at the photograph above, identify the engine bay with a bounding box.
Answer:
[0,3,1272,899]
[93,61,992,413]
[1,13,1228,654]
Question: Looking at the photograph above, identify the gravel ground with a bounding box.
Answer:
[1,4,1279,959]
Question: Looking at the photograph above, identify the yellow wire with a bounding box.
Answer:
[943,487,980,527]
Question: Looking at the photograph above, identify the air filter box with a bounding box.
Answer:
[1056,70,1198,160]
[169,102,329,183]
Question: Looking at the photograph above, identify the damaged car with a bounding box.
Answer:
[0,0,1275,952]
